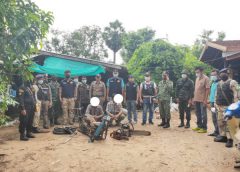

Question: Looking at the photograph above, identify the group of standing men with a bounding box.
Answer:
[18,66,239,147]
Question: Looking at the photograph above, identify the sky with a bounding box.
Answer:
[33,0,240,64]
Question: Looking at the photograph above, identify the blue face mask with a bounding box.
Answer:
[210,76,217,81]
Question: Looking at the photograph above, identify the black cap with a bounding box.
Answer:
[64,70,71,73]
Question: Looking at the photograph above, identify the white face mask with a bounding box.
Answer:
[38,80,43,85]
[113,72,119,77]
[210,76,217,81]
[145,77,150,82]
[74,79,78,83]
[196,73,200,78]
[181,74,187,79]
[82,79,87,84]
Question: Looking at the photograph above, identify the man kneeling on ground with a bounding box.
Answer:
[85,97,104,127]
[106,94,125,126]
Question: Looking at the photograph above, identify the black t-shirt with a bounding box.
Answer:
[126,82,138,101]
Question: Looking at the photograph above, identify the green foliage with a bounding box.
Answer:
[121,27,155,63]
[0,0,53,115]
[44,26,108,60]
[183,48,213,80]
[192,29,226,58]
[103,20,125,64]
[127,40,184,84]
[0,115,10,126]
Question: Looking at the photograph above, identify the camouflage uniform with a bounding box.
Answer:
[158,80,173,120]
[49,81,60,125]
[89,81,106,107]
[77,82,90,114]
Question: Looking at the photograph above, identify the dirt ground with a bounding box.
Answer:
[0,111,240,172]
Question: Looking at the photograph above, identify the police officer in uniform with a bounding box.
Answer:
[89,74,106,107]
[49,76,61,125]
[59,70,77,125]
[175,70,194,128]
[106,69,125,100]
[18,81,36,141]
[214,69,238,148]
[139,72,157,125]
[77,76,90,115]
[37,75,52,129]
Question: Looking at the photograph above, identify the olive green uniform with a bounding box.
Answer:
[158,80,173,120]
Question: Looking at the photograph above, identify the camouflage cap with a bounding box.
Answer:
[181,69,189,75]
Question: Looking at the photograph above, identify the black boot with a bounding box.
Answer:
[214,135,228,143]
[26,132,35,138]
[163,119,170,128]
[185,121,190,128]
[158,119,165,127]
[225,139,233,148]
[20,134,29,141]
[178,119,184,127]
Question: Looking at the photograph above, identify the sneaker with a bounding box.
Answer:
[192,127,201,131]
[141,122,146,126]
[197,129,207,133]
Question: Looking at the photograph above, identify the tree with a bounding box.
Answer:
[44,26,108,60]
[0,0,53,121]
[192,29,226,58]
[181,46,213,80]
[103,20,125,64]
[216,31,226,41]
[127,40,185,83]
[43,29,69,55]
[121,28,155,63]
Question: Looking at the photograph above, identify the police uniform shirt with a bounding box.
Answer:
[90,81,106,97]
[60,79,76,98]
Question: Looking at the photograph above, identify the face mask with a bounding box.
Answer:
[38,80,43,85]
[196,73,200,78]
[82,79,87,84]
[182,74,187,79]
[210,76,217,81]
[221,75,228,81]
[74,79,78,83]
[113,72,119,77]
[65,74,71,78]
[145,77,150,82]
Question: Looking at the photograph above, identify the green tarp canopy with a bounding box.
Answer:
[30,56,105,78]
